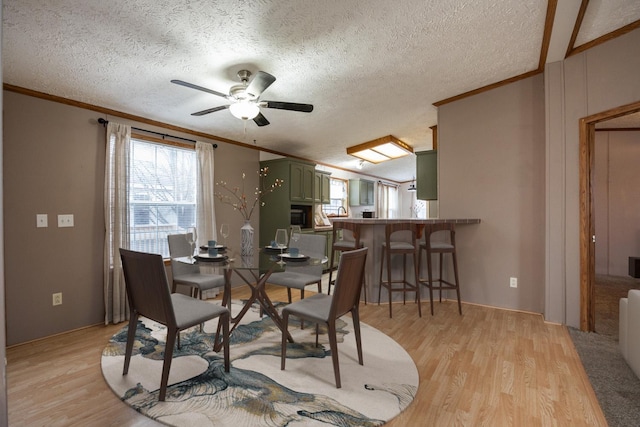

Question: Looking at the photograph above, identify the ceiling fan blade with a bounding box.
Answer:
[253,112,270,127]
[191,105,229,116]
[264,101,314,113]
[171,79,228,99]
[245,71,276,98]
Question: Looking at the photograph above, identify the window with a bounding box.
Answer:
[324,178,349,216]
[129,138,197,257]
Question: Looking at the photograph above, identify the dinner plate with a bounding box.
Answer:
[264,245,287,251]
[195,253,228,262]
[200,245,227,251]
[277,253,310,262]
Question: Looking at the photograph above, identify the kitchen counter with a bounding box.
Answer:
[332,218,481,225]
[330,218,481,303]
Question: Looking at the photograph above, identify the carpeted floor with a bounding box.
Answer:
[568,327,640,427]
[576,274,640,426]
[101,300,418,427]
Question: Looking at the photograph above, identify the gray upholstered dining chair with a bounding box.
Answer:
[168,233,226,299]
[119,248,230,401]
[281,247,368,388]
[267,233,326,303]
[328,220,367,302]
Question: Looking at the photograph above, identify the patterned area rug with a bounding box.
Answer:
[101,300,418,426]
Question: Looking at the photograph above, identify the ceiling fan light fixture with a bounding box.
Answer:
[229,100,260,120]
[346,135,413,164]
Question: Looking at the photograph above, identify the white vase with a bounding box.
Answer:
[240,220,254,256]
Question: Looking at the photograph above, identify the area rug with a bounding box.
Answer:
[101,300,418,426]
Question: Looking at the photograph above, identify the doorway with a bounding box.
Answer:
[580,100,640,331]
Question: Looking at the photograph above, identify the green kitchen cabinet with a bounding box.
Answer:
[290,161,315,202]
[260,158,317,248]
[416,150,437,200]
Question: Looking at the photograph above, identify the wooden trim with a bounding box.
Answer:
[567,19,640,58]
[538,0,558,70]
[4,83,404,181]
[578,118,592,331]
[579,99,640,331]
[433,69,542,107]
[595,127,640,132]
[565,0,588,58]
[429,125,438,150]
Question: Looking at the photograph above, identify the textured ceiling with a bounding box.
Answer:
[3,0,640,182]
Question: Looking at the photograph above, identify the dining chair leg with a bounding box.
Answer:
[328,321,341,388]
[122,314,139,375]
[222,312,230,371]
[281,311,289,371]
[159,329,177,401]
[352,308,364,365]
[327,248,336,295]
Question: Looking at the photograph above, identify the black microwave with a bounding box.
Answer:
[291,205,312,228]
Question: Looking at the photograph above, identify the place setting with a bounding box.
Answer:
[196,239,229,263]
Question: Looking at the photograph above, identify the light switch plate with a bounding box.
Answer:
[58,214,74,227]
[36,214,48,228]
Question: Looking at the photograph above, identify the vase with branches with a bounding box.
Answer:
[215,167,283,255]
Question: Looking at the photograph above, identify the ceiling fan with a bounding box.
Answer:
[171,70,313,127]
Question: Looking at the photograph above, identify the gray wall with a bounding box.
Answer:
[436,27,640,325]
[3,90,259,346]
[594,130,640,276]
[546,28,640,326]
[438,75,546,313]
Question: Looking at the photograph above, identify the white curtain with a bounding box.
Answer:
[104,122,131,324]
[376,182,399,219]
[195,141,217,246]
[195,142,221,299]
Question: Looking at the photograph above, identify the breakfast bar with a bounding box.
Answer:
[331,218,481,303]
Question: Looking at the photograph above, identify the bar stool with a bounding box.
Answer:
[378,222,421,318]
[328,221,367,303]
[418,223,462,315]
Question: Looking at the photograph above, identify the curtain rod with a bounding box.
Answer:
[377,180,399,187]
[97,118,217,148]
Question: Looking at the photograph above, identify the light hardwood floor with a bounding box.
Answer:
[7,285,607,426]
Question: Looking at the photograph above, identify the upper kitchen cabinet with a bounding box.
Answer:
[349,179,375,206]
[416,150,437,200]
[314,171,331,204]
[290,161,315,202]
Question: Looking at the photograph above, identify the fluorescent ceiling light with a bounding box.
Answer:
[229,101,260,120]
[346,135,413,164]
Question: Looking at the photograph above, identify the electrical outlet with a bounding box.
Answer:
[36,214,48,228]
[510,277,518,288]
[58,214,74,227]
[52,292,62,306]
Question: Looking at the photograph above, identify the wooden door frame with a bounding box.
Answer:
[579,100,640,331]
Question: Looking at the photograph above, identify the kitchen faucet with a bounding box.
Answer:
[338,206,347,216]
